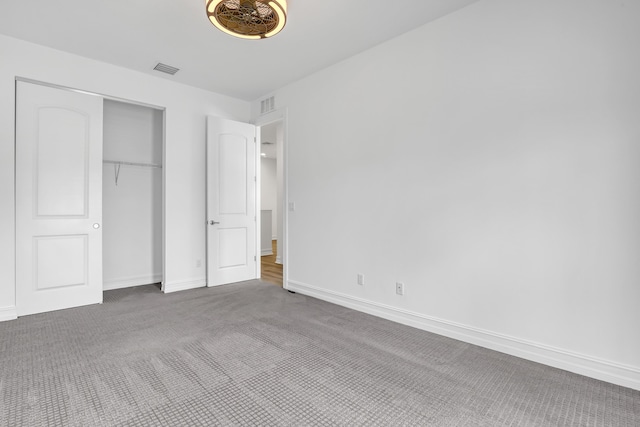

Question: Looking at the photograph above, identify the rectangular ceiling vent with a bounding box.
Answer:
[260,96,275,115]
[153,63,180,75]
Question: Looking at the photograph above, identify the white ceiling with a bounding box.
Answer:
[0,0,480,101]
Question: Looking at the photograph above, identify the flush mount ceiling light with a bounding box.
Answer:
[206,0,287,40]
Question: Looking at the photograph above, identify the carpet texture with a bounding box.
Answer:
[0,281,638,426]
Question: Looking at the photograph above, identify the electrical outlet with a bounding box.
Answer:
[196,259,202,268]
[357,273,365,286]
[396,282,404,296]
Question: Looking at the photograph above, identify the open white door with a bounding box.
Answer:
[206,116,257,286]
[16,81,104,316]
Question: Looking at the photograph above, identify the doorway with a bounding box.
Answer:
[102,100,164,291]
[258,117,285,287]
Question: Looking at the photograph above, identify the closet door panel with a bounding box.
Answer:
[16,81,103,316]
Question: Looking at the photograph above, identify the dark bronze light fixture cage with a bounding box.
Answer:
[206,0,288,40]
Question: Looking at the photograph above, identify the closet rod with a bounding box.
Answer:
[103,159,162,169]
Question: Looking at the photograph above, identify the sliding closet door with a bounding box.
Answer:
[15,81,104,316]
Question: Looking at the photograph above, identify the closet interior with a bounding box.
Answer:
[102,99,163,290]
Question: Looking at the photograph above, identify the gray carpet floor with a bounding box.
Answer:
[0,281,638,426]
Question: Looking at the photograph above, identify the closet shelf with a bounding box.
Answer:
[103,159,162,169]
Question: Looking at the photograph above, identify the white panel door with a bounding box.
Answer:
[16,81,104,316]
[206,116,257,286]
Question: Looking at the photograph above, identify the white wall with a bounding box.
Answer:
[261,157,278,239]
[258,0,640,389]
[0,34,250,319]
[103,100,163,289]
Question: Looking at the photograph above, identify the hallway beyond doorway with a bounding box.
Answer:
[261,240,283,286]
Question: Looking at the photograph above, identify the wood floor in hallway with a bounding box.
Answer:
[261,240,283,286]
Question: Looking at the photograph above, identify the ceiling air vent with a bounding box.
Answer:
[153,63,180,75]
[260,96,275,114]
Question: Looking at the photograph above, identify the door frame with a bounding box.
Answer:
[255,108,289,289]
[14,77,167,300]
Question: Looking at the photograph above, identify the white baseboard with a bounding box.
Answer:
[163,279,206,294]
[0,306,18,322]
[261,249,273,256]
[275,256,282,265]
[287,280,640,391]
[103,274,163,291]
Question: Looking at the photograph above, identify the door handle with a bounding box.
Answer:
[93,223,101,229]
[208,220,220,225]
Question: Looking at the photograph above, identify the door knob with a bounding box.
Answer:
[208,220,220,225]
[93,223,101,229]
